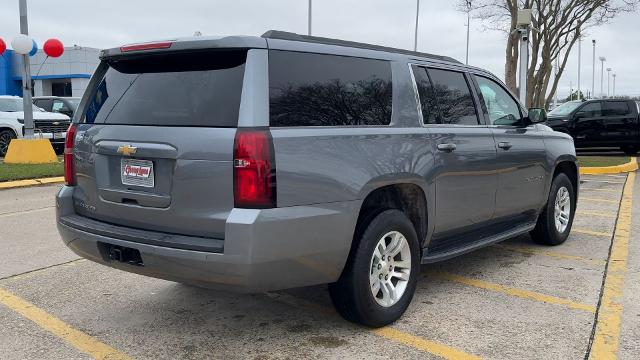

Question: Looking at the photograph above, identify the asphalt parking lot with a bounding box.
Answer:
[1,173,639,359]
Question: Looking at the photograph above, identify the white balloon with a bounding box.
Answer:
[12,34,33,54]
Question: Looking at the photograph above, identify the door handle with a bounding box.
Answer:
[437,143,457,152]
[498,141,512,150]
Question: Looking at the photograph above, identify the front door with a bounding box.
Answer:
[411,65,498,252]
[472,74,548,223]
[573,101,604,146]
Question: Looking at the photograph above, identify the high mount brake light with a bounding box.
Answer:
[64,124,77,186]
[120,41,173,52]
[233,129,276,208]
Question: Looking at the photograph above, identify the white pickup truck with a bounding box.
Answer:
[0,95,71,156]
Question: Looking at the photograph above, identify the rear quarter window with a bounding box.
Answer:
[83,50,246,127]
[268,51,392,127]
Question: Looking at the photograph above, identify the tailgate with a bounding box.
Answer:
[71,49,247,238]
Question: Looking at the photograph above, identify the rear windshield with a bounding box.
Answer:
[83,50,246,127]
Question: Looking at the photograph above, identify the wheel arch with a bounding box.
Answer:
[552,158,579,201]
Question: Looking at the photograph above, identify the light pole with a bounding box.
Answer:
[591,40,596,99]
[606,67,612,98]
[18,0,34,139]
[414,0,420,51]
[599,56,606,98]
[612,74,617,98]
[577,35,581,100]
[465,0,471,65]
[516,9,532,105]
[307,0,312,36]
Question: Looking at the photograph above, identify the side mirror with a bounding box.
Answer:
[526,108,547,124]
[574,111,586,119]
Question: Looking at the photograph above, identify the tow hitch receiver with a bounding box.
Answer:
[101,243,144,267]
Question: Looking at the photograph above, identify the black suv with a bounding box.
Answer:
[547,99,640,154]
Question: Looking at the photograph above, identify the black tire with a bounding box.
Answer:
[621,145,639,155]
[0,129,17,157]
[329,209,420,327]
[530,173,576,245]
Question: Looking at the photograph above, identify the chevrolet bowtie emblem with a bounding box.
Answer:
[117,144,138,156]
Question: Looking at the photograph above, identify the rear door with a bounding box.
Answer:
[472,74,547,222]
[411,65,498,251]
[599,101,637,146]
[73,50,249,239]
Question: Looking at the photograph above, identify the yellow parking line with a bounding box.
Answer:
[589,171,635,359]
[580,188,620,193]
[580,197,620,204]
[432,272,596,313]
[0,287,132,360]
[265,292,481,360]
[494,244,605,265]
[581,179,625,184]
[576,210,617,218]
[572,228,612,237]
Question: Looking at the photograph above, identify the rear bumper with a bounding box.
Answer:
[56,186,359,292]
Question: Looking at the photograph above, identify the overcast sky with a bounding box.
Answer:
[1,0,638,98]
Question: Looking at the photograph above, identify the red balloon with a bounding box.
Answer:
[0,38,6,55]
[43,38,64,57]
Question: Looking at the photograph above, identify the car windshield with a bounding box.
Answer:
[548,101,583,116]
[0,98,44,112]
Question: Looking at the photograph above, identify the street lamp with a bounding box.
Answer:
[591,40,596,99]
[414,0,420,51]
[577,35,581,100]
[599,56,606,98]
[612,74,617,98]
[465,0,471,65]
[308,0,312,36]
[606,67,612,98]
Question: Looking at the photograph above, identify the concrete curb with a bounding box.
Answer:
[580,157,638,175]
[0,177,64,190]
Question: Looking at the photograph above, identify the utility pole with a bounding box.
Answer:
[554,58,559,105]
[606,68,612,98]
[612,74,616,98]
[591,40,596,99]
[414,0,420,51]
[19,0,34,139]
[465,0,471,65]
[570,80,573,101]
[307,0,312,36]
[599,56,606,98]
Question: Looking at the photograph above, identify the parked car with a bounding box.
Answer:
[546,99,640,154]
[33,96,81,119]
[56,31,578,327]
[0,95,71,156]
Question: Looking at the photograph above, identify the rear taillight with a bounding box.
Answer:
[64,124,77,186]
[233,129,276,208]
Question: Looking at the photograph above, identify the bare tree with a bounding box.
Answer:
[459,0,638,107]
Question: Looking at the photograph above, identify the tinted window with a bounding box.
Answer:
[35,99,52,112]
[578,102,602,117]
[84,51,246,127]
[412,65,438,124]
[474,75,521,125]
[604,101,630,116]
[427,68,479,125]
[269,51,392,127]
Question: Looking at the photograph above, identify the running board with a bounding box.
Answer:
[421,222,536,264]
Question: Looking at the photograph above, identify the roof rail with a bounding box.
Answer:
[261,30,461,64]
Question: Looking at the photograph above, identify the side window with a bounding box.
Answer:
[426,68,479,125]
[473,75,522,126]
[604,101,630,116]
[52,100,64,113]
[578,102,602,117]
[35,99,52,112]
[269,51,392,127]
[411,65,438,124]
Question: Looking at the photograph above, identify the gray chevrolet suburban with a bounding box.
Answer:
[56,31,578,327]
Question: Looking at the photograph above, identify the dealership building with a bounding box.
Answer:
[0,46,99,98]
